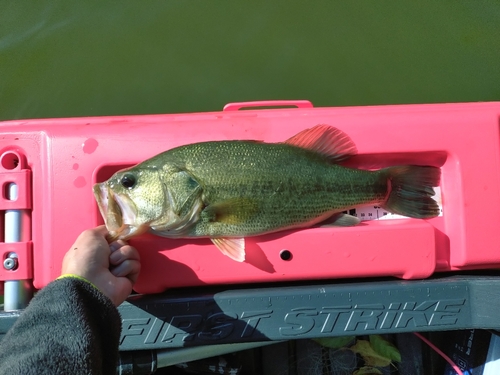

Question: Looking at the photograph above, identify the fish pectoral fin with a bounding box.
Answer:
[211,237,246,262]
[283,124,357,163]
[202,198,259,224]
[318,213,361,227]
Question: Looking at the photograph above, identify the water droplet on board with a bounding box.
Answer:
[72,163,79,170]
[74,176,86,188]
[82,138,98,154]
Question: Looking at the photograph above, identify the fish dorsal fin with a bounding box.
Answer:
[284,124,357,162]
[211,237,246,262]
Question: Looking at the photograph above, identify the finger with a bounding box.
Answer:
[109,245,140,265]
[110,259,141,280]
[94,225,110,237]
[109,240,128,254]
[91,225,109,238]
[76,227,109,247]
[126,260,141,285]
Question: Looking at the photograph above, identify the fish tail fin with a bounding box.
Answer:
[382,166,441,218]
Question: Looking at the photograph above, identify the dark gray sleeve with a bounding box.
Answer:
[0,277,121,375]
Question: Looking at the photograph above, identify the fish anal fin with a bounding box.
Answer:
[318,213,361,227]
[203,198,259,224]
[211,237,246,262]
[284,124,357,162]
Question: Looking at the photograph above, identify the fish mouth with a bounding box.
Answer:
[93,183,143,240]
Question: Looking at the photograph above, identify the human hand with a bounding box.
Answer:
[61,226,141,306]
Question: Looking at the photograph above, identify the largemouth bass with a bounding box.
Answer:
[93,125,440,262]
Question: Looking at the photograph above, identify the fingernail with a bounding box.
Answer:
[109,242,121,252]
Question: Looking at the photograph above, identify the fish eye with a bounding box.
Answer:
[120,174,136,189]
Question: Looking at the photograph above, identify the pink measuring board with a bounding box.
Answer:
[1,101,499,294]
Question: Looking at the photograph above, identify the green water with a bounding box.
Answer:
[1,1,499,121]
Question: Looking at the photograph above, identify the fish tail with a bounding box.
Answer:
[381,165,441,218]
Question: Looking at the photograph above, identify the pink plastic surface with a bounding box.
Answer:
[1,101,499,293]
[0,150,33,281]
